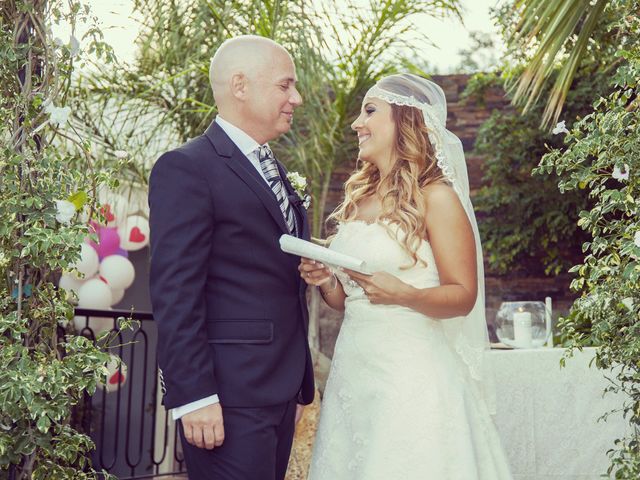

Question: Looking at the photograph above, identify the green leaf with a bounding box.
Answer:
[67,191,88,211]
[36,415,51,433]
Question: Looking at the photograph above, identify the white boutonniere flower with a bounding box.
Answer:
[287,171,311,209]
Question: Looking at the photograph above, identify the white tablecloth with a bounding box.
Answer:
[488,347,627,480]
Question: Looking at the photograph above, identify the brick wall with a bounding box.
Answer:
[318,74,575,358]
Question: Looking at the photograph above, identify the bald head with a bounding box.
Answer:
[207,35,302,145]
[210,35,289,104]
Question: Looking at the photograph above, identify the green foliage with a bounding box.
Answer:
[78,0,462,237]
[468,69,606,275]
[534,10,640,475]
[0,1,120,478]
[466,0,625,276]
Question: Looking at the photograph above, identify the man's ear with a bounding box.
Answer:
[230,73,247,100]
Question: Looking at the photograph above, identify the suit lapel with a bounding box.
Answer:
[205,122,289,235]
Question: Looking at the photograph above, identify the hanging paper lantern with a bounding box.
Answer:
[77,278,112,309]
[99,255,135,290]
[70,243,99,277]
[73,315,114,336]
[93,226,121,260]
[98,354,128,393]
[118,215,149,251]
[58,272,85,301]
[109,288,125,306]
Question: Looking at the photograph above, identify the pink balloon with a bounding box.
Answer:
[95,227,121,260]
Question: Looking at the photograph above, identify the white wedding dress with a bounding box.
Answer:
[308,221,513,480]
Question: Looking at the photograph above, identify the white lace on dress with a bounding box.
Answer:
[308,222,512,480]
[365,77,495,413]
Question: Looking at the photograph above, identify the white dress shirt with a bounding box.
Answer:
[170,115,271,420]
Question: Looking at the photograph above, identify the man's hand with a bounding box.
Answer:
[295,404,305,424]
[181,403,225,450]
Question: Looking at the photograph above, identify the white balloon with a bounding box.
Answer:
[117,215,150,251]
[58,273,85,301]
[73,315,114,336]
[71,243,99,277]
[109,288,125,306]
[99,255,135,290]
[77,278,112,309]
[98,354,128,393]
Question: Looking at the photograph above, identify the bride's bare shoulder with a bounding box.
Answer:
[422,182,458,209]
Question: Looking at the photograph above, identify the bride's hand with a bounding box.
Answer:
[298,257,334,287]
[344,269,414,305]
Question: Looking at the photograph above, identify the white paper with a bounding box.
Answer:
[279,235,372,275]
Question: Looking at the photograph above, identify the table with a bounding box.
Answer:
[488,347,628,480]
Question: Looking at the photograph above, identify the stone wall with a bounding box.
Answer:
[318,74,576,358]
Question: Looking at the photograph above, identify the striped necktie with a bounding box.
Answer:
[257,145,297,235]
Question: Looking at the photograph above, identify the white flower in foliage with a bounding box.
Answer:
[69,35,80,57]
[55,200,76,224]
[634,231,640,248]
[114,150,129,159]
[44,102,71,127]
[612,164,630,182]
[552,121,569,135]
[622,297,634,311]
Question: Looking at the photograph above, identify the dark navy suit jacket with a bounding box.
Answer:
[148,121,315,410]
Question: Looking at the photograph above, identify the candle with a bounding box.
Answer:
[513,309,532,348]
[545,297,553,347]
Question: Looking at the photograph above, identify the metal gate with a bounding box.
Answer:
[72,308,187,479]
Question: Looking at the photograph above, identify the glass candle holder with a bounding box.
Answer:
[495,301,550,348]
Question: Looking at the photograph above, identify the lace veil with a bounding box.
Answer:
[366,74,496,413]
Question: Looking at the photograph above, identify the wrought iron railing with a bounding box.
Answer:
[71,308,186,479]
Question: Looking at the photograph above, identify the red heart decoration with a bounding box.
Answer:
[109,370,124,385]
[129,227,146,243]
[100,204,115,223]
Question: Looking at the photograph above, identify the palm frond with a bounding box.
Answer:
[507,0,607,128]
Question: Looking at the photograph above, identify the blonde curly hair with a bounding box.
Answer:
[328,100,446,268]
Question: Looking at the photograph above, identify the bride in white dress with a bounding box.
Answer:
[299,74,513,480]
